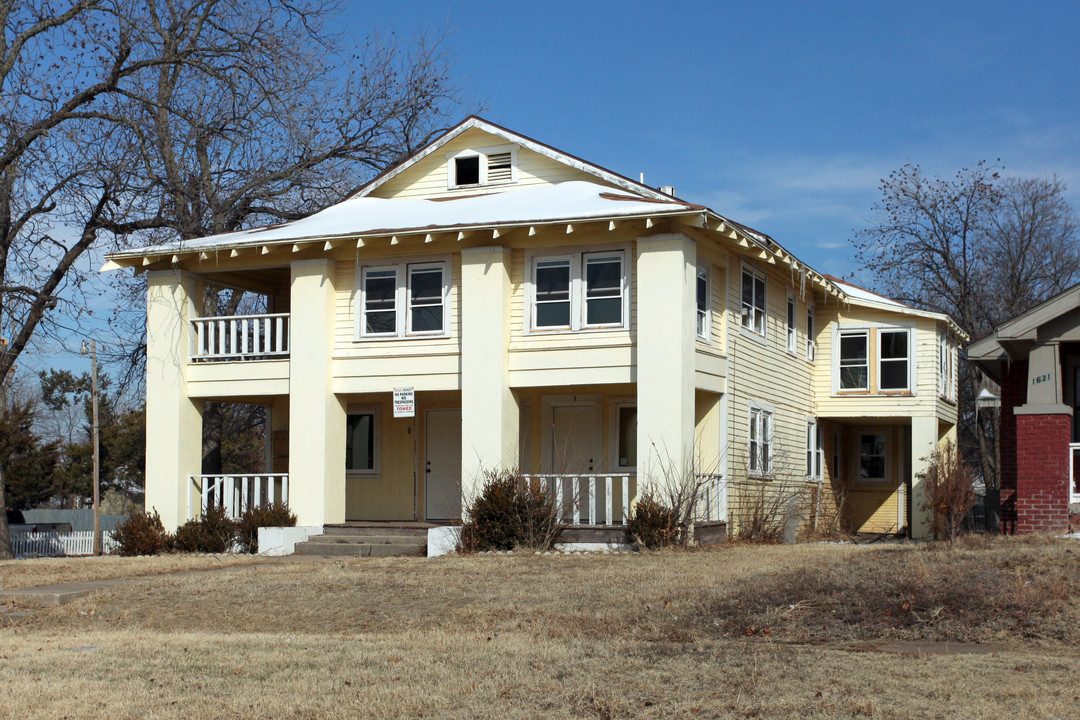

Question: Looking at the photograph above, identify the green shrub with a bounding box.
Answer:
[172,505,236,553]
[110,509,172,556]
[625,488,682,549]
[236,502,297,554]
[460,470,558,552]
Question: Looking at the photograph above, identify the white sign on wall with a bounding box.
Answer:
[393,386,415,418]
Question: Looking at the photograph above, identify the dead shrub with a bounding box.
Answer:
[172,505,237,553]
[920,441,977,543]
[625,488,682,549]
[110,509,172,556]
[236,502,297,554]
[460,469,558,552]
[731,478,808,542]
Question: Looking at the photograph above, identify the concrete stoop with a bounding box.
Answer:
[293,524,429,558]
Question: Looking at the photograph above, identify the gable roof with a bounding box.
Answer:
[353,116,677,202]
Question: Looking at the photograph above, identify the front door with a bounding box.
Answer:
[546,403,601,474]
[425,409,462,521]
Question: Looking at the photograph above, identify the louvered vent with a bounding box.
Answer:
[486,152,513,183]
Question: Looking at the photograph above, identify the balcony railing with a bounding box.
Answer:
[695,472,726,523]
[524,473,635,526]
[191,313,289,361]
[1069,444,1080,505]
[189,473,289,520]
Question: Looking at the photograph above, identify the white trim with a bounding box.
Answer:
[696,261,711,342]
[835,327,870,392]
[354,255,451,340]
[806,417,824,480]
[748,399,774,477]
[345,403,382,477]
[445,143,518,189]
[608,396,637,472]
[806,304,816,363]
[786,292,797,355]
[524,244,630,335]
[739,263,767,341]
[877,327,914,393]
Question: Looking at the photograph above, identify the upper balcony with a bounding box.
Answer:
[191,312,290,362]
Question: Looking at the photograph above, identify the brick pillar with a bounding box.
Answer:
[1015,412,1070,534]
[998,360,1026,534]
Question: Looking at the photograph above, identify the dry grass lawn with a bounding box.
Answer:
[0,553,264,590]
[2,536,1079,719]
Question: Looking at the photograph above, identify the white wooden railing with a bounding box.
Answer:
[695,473,726,523]
[189,473,289,520]
[11,530,118,558]
[191,313,289,361]
[524,473,635,526]
[1069,444,1080,505]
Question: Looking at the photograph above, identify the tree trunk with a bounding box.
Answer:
[0,463,13,560]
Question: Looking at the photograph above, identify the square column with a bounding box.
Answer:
[1015,410,1071,533]
[288,259,346,526]
[145,270,203,531]
[635,233,696,484]
[460,246,518,503]
[909,415,940,540]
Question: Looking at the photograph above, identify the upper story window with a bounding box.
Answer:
[696,265,710,341]
[786,295,797,353]
[446,145,517,189]
[939,332,957,401]
[835,325,915,394]
[528,250,628,333]
[357,258,450,340]
[741,266,766,337]
[806,306,816,362]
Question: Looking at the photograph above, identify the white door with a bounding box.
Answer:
[425,409,462,521]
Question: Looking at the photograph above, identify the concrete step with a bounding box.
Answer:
[322,525,430,538]
[293,541,425,557]
[309,534,425,546]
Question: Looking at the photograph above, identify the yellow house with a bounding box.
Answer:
[103,117,965,541]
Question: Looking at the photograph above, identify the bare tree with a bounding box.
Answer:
[853,163,1080,533]
[0,0,466,558]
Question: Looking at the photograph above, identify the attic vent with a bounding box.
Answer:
[487,152,513,183]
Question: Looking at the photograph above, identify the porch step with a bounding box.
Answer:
[294,540,424,557]
[293,529,427,558]
[322,524,431,539]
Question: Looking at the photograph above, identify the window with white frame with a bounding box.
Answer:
[858,432,887,482]
[786,296,797,353]
[838,330,869,390]
[446,145,517,189]
[806,418,824,479]
[806,306,815,362]
[613,402,637,470]
[878,328,910,391]
[749,403,773,475]
[345,406,380,475]
[357,259,450,339]
[696,265,710,340]
[939,332,956,401]
[741,266,766,336]
[529,250,627,332]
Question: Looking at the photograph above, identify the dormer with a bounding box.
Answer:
[446,144,517,189]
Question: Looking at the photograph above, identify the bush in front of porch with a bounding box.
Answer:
[459,470,559,552]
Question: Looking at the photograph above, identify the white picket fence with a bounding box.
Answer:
[11,530,118,558]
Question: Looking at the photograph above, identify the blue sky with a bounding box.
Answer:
[350,0,1080,279]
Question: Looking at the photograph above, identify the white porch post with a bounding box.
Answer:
[288,259,346,526]
[909,414,942,540]
[145,270,203,531]
[460,246,518,509]
[635,233,697,487]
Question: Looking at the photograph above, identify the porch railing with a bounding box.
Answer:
[695,473,726,523]
[189,473,289,520]
[523,473,635,526]
[1069,444,1080,505]
[191,313,289,361]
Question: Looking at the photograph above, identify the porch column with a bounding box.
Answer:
[460,246,518,505]
[145,269,203,531]
[908,415,942,540]
[288,258,346,526]
[635,233,696,485]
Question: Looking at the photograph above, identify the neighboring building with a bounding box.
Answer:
[103,117,965,540]
[968,285,1080,534]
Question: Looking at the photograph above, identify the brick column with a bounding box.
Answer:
[1015,412,1070,534]
[998,360,1027,534]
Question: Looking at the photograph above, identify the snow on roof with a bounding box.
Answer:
[825,276,907,309]
[111,181,699,257]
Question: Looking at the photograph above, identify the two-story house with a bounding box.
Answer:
[103,117,965,541]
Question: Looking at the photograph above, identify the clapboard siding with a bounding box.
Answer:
[372,128,618,199]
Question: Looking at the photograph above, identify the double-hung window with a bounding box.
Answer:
[838,330,869,391]
[741,266,766,336]
[939,332,956,401]
[806,306,815,362]
[858,432,887,482]
[696,266,710,340]
[529,250,627,332]
[358,259,449,339]
[786,296,797,353]
[806,418,824,479]
[749,404,773,475]
[878,329,910,391]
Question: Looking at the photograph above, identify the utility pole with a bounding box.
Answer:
[82,339,100,555]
